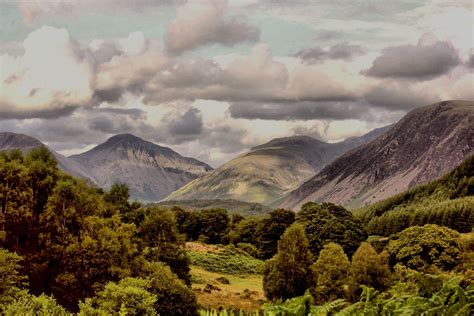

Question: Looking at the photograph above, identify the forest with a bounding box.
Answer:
[0,147,473,315]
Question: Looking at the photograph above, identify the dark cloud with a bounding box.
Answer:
[364,36,460,79]
[228,101,365,121]
[467,51,474,68]
[166,108,203,135]
[364,83,439,111]
[294,43,365,63]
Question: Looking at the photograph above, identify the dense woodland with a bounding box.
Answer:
[0,147,473,315]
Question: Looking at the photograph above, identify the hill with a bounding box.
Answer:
[280,100,474,209]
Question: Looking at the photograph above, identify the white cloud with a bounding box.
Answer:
[164,0,260,54]
[0,26,95,118]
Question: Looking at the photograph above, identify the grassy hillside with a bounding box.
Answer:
[355,155,474,236]
[186,242,265,311]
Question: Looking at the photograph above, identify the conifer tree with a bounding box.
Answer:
[263,223,313,300]
[311,242,350,303]
[349,242,392,301]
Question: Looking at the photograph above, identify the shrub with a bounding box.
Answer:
[387,224,463,272]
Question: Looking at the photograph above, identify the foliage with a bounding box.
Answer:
[298,202,367,258]
[357,155,474,236]
[387,224,463,272]
[188,247,263,275]
[3,293,70,315]
[255,209,295,259]
[311,242,350,304]
[155,199,271,216]
[338,275,473,315]
[263,224,313,301]
[199,209,230,244]
[0,248,28,307]
[348,242,392,301]
[139,208,191,284]
[78,277,156,315]
[145,262,197,316]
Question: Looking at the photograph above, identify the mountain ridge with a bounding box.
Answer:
[164,126,390,205]
[279,100,474,210]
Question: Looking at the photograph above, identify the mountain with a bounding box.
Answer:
[152,199,272,216]
[355,155,474,236]
[164,127,389,205]
[69,133,213,201]
[279,100,474,210]
[0,132,94,181]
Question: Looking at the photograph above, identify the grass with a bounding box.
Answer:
[187,245,264,275]
[191,266,265,312]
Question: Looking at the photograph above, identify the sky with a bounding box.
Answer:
[0,0,473,167]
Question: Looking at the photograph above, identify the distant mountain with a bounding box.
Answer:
[69,134,213,201]
[164,127,389,205]
[280,100,474,210]
[0,132,94,181]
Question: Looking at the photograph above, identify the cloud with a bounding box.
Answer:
[17,0,184,24]
[467,49,474,68]
[228,101,365,121]
[364,33,460,79]
[165,108,203,136]
[0,26,95,119]
[364,82,440,111]
[294,43,365,63]
[165,0,260,54]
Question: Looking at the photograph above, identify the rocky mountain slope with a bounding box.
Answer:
[0,132,94,181]
[69,134,213,201]
[164,127,389,205]
[279,100,474,210]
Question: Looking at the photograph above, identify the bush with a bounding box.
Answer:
[387,224,463,272]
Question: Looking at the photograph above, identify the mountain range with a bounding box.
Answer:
[1,100,472,208]
[279,100,474,209]
[165,127,389,205]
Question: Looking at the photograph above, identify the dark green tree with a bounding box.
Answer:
[198,208,229,244]
[263,223,313,300]
[256,209,295,259]
[139,209,191,284]
[298,202,367,258]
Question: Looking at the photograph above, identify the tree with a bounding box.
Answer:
[139,209,191,285]
[3,293,70,315]
[256,209,295,259]
[387,224,463,272]
[298,202,367,258]
[173,207,201,241]
[145,262,197,316]
[0,248,28,306]
[349,242,392,301]
[263,223,313,300]
[198,209,229,244]
[311,242,350,303]
[79,277,156,315]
